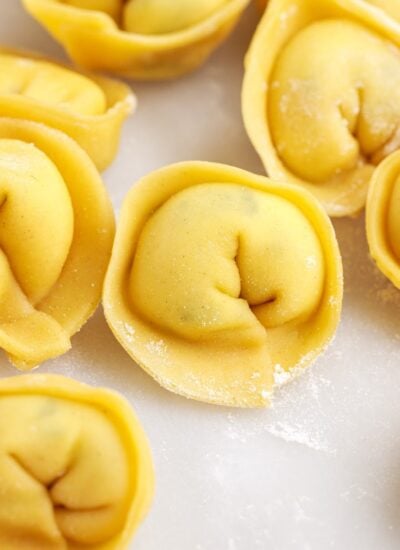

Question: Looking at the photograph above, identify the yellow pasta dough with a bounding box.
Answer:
[0,373,154,549]
[123,0,229,34]
[22,0,250,79]
[365,0,400,21]
[366,151,400,288]
[103,162,343,408]
[242,0,400,217]
[62,0,122,20]
[0,118,114,370]
[0,49,134,171]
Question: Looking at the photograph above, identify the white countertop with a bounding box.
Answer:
[2,2,400,549]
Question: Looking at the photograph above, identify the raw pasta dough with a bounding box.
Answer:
[0,49,134,170]
[104,162,343,407]
[243,0,400,216]
[366,151,400,289]
[0,119,114,369]
[0,373,154,549]
[22,0,250,79]
[123,0,229,34]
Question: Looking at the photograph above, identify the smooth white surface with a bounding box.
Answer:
[2,3,400,549]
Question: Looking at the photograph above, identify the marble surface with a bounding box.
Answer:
[2,2,400,549]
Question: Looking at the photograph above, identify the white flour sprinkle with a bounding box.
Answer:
[120,321,135,342]
[328,295,340,308]
[305,255,317,268]
[145,339,168,356]
[265,422,331,453]
[273,364,291,386]
[261,389,271,400]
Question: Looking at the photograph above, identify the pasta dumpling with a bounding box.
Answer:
[0,49,134,171]
[0,373,154,549]
[243,0,400,217]
[366,151,400,288]
[22,0,250,79]
[0,118,114,370]
[104,162,343,407]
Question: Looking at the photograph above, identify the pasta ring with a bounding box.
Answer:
[103,161,343,407]
[0,118,114,369]
[366,150,400,288]
[243,0,400,216]
[0,373,154,549]
[0,48,134,171]
[22,0,250,80]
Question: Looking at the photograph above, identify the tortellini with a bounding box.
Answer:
[0,49,134,170]
[0,118,114,370]
[103,162,343,407]
[22,0,250,79]
[242,0,400,217]
[0,373,154,549]
[366,151,400,288]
